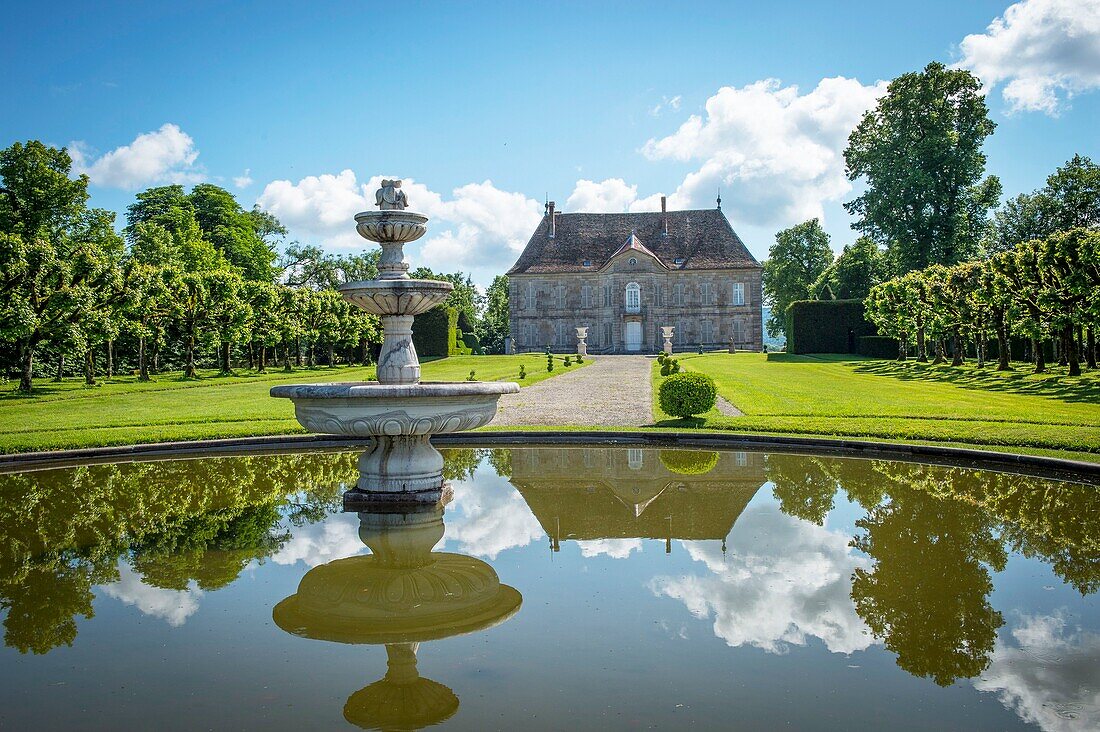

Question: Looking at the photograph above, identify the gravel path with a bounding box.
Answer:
[490,356,654,427]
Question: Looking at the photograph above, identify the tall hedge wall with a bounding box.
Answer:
[412,306,458,357]
[786,299,877,354]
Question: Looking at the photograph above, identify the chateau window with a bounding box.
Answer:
[677,321,686,345]
[628,257,638,266]
[581,285,591,308]
[701,320,712,344]
[735,451,747,467]
[603,285,612,307]
[732,282,745,306]
[627,449,644,469]
[732,319,744,343]
[558,284,566,309]
[603,322,612,347]
[527,282,536,310]
[625,283,641,313]
[701,282,712,306]
[674,283,685,306]
[523,323,533,346]
[559,323,568,345]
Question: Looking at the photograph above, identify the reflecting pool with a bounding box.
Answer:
[0,447,1096,730]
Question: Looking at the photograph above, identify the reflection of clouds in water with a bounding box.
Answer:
[649,504,872,654]
[441,469,544,560]
[272,511,363,567]
[576,538,644,559]
[975,612,1100,732]
[98,562,203,627]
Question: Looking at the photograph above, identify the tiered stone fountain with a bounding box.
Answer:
[272,180,518,505]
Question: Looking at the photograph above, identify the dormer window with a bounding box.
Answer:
[582,259,592,267]
[628,257,638,266]
[674,258,685,265]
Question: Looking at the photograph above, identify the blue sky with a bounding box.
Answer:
[3,0,1098,285]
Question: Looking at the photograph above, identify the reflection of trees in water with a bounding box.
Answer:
[766,454,1100,686]
[0,451,360,654]
[851,482,1006,686]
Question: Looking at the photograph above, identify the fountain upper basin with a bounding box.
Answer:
[338,278,453,317]
[354,210,428,243]
[270,381,519,437]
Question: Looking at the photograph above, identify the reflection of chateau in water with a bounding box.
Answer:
[509,448,767,548]
[273,505,521,729]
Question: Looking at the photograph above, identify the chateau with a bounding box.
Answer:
[506,197,763,354]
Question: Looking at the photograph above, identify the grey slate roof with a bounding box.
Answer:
[507,208,760,275]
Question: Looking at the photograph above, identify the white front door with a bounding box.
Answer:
[625,321,642,352]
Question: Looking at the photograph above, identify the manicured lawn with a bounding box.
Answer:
[0,354,582,453]
[652,352,1100,455]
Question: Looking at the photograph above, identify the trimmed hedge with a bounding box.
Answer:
[857,335,899,359]
[786,299,877,354]
[658,372,717,418]
[412,306,459,357]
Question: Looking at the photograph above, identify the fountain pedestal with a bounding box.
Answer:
[271,179,518,505]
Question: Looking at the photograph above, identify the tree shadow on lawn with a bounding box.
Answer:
[652,417,708,428]
[853,359,1100,405]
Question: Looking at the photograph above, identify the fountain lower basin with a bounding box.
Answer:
[271,381,519,504]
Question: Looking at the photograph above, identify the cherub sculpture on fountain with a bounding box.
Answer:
[375,179,409,210]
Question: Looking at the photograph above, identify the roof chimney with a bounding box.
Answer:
[548,201,556,238]
[661,196,668,236]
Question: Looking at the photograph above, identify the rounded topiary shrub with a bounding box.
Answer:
[659,449,719,475]
[658,371,717,418]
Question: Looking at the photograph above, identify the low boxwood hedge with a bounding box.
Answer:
[658,371,717,418]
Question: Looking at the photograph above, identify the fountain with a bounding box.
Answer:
[273,504,522,729]
[271,180,519,505]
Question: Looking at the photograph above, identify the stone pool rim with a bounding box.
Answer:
[0,431,1096,486]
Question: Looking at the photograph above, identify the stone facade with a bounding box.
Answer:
[506,202,763,354]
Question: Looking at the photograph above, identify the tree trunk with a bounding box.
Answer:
[220,342,232,374]
[258,345,267,373]
[106,340,114,378]
[153,346,160,374]
[185,335,197,378]
[896,336,907,362]
[1065,325,1081,376]
[84,348,96,386]
[1087,328,1097,370]
[995,311,1010,371]
[976,336,985,369]
[1033,338,1046,374]
[295,336,302,367]
[951,330,964,366]
[283,340,293,372]
[308,344,315,368]
[18,341,34,393]
[328,344,336,368]
[916,325,927,362]
[932,339,945,365]
[247,342,255,371]
[138,335,150,381]
[54,352,64,382]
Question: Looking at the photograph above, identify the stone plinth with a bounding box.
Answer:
[661,326,674,354]
[575,327,588,357]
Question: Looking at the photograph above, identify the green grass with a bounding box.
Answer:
[651,352,1100,456]
[0,354,585,453]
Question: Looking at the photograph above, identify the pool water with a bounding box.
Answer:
[0,446,1096,731]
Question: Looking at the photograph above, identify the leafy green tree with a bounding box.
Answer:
[409,267,482,332]
[1044,154,1100,231]
[478,275,510,354]
[189,184,279,281]
[987,192,1055,255]
[0,141,125,392]
[812,237,885,300]
[762,219,833,338]
[845,62,1000,273]
[206,270,251,374]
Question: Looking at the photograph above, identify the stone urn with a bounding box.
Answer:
[272,179,518,505]
[661,326,674,354]
[575,327,588,358]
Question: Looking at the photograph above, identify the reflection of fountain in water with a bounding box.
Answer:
[273,501,521,729]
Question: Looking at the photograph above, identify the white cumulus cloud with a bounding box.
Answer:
[233,169,253,189]
[98,562,204,627]
[639,77,886,228]
[440,466,545,560]
[649,503,873,655]
[271,510,365,568]
[975,612,1100,732]
[70,123,203,189]
[256,171,541,283]
[957,0,1100,115]
[576,538,645,559]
